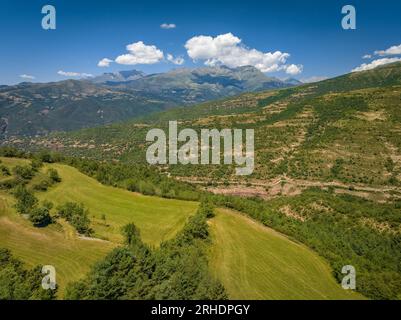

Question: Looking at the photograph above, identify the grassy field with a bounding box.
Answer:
[209,208,364,300]
[38,163,198,245]
[0,194,115,296]
[0,157,198,296]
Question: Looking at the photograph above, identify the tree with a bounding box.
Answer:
[29,207,52,227]
[0,248,56,300]
[122,223,141,246]
[57,202,92,235]
[14,185,38,215]
[48,168,61,183]
[12,165,35,180]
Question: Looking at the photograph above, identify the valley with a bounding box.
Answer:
[0,156,363,299]
[1,63,401,300]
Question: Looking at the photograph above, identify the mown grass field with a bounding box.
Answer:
[0,157,198,296]
[0,194,115,296]
[38,163,199,245]
[209,208,364,300]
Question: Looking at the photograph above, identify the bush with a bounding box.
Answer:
[198,198,215,218]
[48,168,61,183]
[29,207,52,227]
[32,179,51,191]
[0,165,11,176]
[30,159,43,171]
[57,202,92,236]
[13,185,38,215]
[12,165,35,180]
[0,178,19,190]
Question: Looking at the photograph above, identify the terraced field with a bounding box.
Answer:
[209,208,364,300]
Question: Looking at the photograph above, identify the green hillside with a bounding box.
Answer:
[13,62,401,195]
[0,157,198,296]
[0,156,367,300]
[209,208,363,300]
[37,163,198,245]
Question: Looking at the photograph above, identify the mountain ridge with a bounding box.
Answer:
[0,66,298,136]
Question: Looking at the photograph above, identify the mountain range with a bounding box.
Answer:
[14,61,400,190]
[0,66,299,136]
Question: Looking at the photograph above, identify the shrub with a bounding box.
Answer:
[12,165,35,180]
[48,168,61,183]
[29,207,52,227]
[13,185,38,215]
[0,165,10,176]
[57,202,92,236]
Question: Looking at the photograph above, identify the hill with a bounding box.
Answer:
[0,156,362,300]
[21,62,401,198]
[9,63,401,299]
[209,208,363,300]
[0,157,198,295]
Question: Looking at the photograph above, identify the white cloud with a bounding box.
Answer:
[57,70,94,78]
[19,74,35,80]
[167,54,185,65]
[374,44,401,56]
[184,33,302,74]
[160,23,176,29]
[362,54,372,59]
[301,76,328,83]
[283,64,303,75]
[115,41,164,65]
[98,58,113,67]
[352,57,401,72]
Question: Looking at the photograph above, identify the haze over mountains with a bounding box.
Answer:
[0,66,298,136]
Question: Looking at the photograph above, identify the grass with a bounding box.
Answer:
[0,157,198,297]
[38,163,198,245]
[209,208,365,300]
[0,194,115,297]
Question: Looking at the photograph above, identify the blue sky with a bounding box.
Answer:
[1,0,401,84]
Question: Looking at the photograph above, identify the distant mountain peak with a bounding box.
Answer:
[91,69,146,84]
[283,78,303,85]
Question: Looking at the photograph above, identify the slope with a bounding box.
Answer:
[209,208,364,300]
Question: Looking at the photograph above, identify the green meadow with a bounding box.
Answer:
[209,208,364,300]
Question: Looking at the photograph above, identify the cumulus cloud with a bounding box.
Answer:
[301,76,328,83]
[19,74,35,80]
[57,70,94,78]
[374,44,401,56]
[184,33,302,74]
[283,64,303,75]
[167,54,185,65]
[352,57,401,72]
[161,23,176,29]
[98,58,113,67]
[362,54,372,59]
[115,41,164,65]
